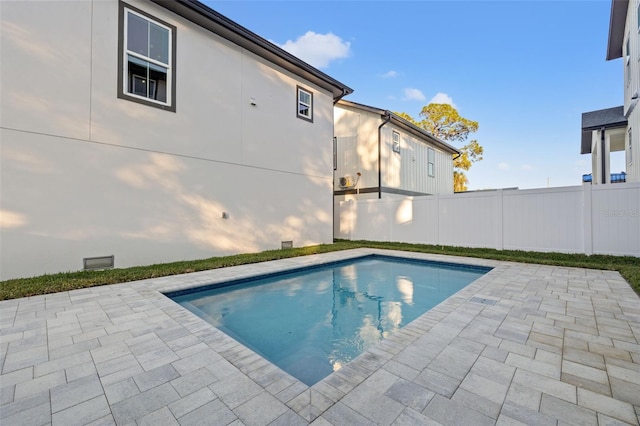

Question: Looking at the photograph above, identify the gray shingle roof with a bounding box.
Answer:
[582,106,626,130]
[581,106,627,154]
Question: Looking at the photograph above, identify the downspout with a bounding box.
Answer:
[452,152,461,192]
[601,127,606,184]
[377,112,392,199]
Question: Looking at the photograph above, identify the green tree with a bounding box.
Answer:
[396,104,483,192]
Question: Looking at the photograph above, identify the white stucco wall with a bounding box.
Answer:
[334,104,455,199]
[0,0,336,279]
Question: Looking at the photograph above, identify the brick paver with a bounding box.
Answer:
[1,249,639,425]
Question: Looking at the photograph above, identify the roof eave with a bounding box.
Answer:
[606,0,628,60]
[150,0,353,99]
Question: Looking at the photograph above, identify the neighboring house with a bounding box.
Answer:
[581,0,639,184]
[0,0,352,280]
[334,100,459,200]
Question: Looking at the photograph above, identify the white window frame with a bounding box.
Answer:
[392,131,401,153]
[297,86,313,122]
[118,2,176,111]
[427,148,435,177]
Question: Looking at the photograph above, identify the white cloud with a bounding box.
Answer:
[276,31,350,69]
[381,70,398,78]
[429,92,457,108]
[402,88,426,101]
[521,164,534,171]
[498,162,510,171]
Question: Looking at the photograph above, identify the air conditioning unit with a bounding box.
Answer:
[339,172,361,189]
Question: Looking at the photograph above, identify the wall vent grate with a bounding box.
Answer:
[470,296,497,306]
[83,255,114,271]
[281,241,293,249]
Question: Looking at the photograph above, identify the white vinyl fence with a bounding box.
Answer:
[335,183,640,257]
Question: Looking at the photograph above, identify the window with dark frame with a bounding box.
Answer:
[297,86,313,122]
[428,148,435,177]
[118,2,176,111]
[392,131,400,153]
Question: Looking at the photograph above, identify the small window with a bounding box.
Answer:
[297,86,313,122]
[629,127,633,166]
[626,36,631,86]
[428,148,435,177]
[392,131,400,153]
[118,2,176,111]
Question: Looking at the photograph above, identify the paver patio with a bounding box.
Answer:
[1,248,639,425]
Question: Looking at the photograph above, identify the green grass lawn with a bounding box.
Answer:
[1,240,639,301]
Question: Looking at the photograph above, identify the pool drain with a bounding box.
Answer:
[470,296,497,306]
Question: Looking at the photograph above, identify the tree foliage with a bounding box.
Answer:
[396,103,483,192]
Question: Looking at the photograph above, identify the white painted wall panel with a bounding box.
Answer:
[0,1,92,139]
[334,107,379,191]
[240,52,334,176]
[1,129,333,279]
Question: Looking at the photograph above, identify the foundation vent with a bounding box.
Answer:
[470,296,497,306]
[83,255,114,271]
[281,241,293,249]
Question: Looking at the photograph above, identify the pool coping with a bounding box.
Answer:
[1,248,639,425]
[164,251,495,389]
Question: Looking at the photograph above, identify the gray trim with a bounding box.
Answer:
[334,187,379,196]
[606,0,628,60]
[334,187,431,197]
[118,1,177,112]
[296,86,313,123]
[150,0,352,100]
[336,100,460,155]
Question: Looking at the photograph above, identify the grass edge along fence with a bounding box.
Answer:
[2,240,639,301]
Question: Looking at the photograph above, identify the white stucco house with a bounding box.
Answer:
[334,100,459,201]
[581,0,639,184]
[0,0,352,280]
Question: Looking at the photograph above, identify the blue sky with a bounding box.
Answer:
[207,0,621,190]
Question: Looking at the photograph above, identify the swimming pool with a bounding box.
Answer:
[168,255,491,386]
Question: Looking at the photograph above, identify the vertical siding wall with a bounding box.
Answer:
[335,183,640,257]
[624,0,640,182]
[334,105,454,196]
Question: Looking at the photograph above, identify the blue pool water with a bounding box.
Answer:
[168,255,491,386]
